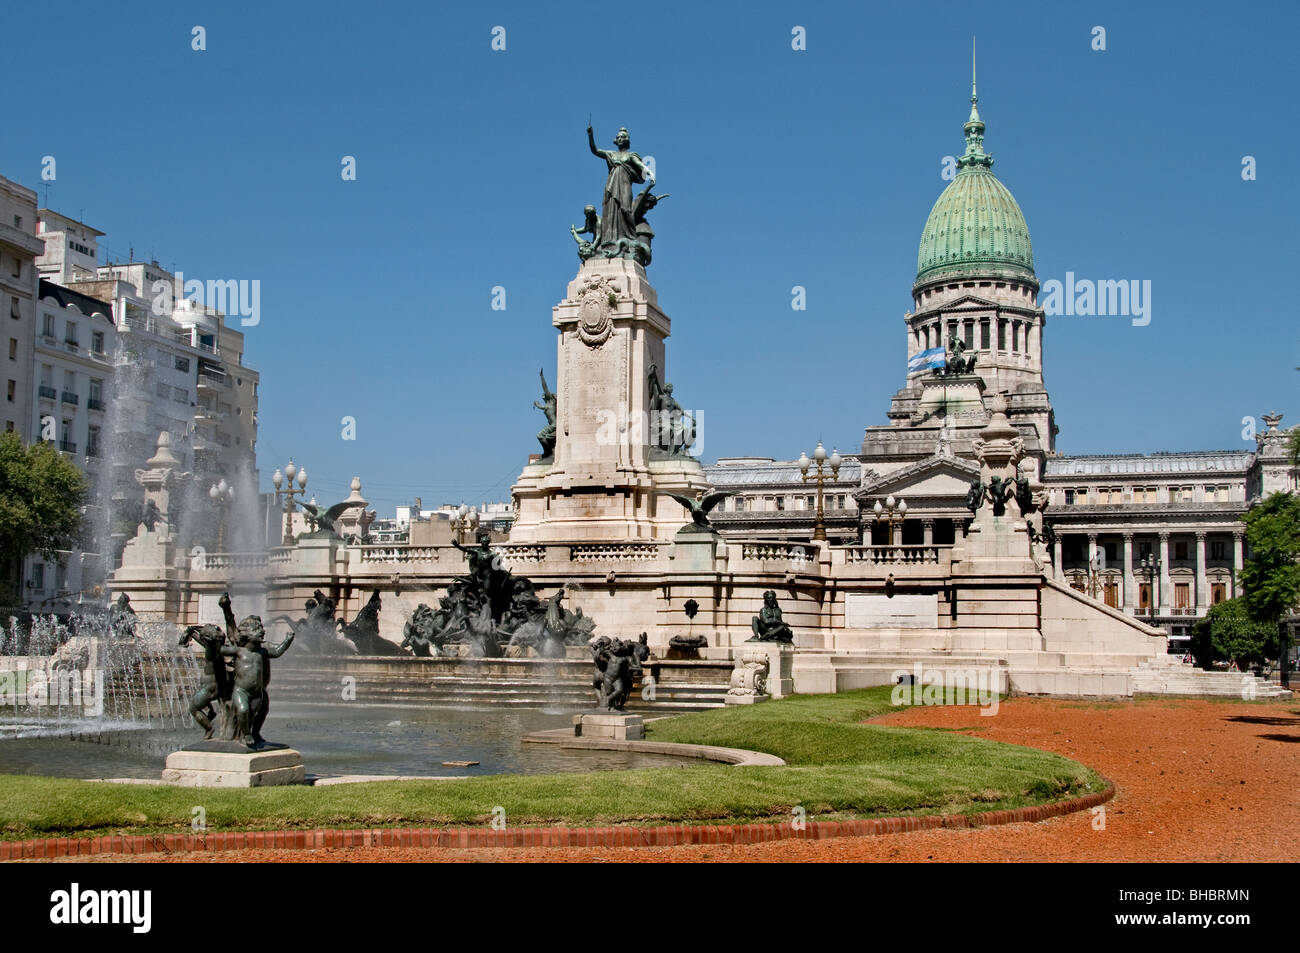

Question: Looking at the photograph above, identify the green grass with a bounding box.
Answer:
[0,687,1104,841]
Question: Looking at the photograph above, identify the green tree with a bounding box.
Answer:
[1239,491,1300,685]
[0,432,87,604]
[1191,597,1277,670]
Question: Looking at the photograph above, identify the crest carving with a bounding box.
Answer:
[575,274,618,348]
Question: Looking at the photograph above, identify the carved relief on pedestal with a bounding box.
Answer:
[727,649,770,699]
[574,273,620,348]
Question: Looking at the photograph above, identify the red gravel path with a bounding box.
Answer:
[45,695,1300,863]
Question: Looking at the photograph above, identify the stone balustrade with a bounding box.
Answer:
[569,543,663,562]
[738,541,816,567]
[842,544,949,566]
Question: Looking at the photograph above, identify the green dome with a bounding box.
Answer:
[915,89,1035,285]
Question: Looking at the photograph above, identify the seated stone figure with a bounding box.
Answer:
[747,590,794,643]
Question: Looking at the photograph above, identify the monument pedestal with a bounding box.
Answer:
[509,257,711,543]
[162,747,305,787]
[573,712,644,740]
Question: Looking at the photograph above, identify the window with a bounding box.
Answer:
[31,563,44,591]
[64,322,78,346]
[7,338,15,360]
[42,314,54,338]
[1103,580,1118,608]
[1211,583,1226,604]
[6,380,13,402]
[775,497,785,511]
[1139,583,1152,611]
[89,378,102,402]
[997,318,1007,350]
[1211,540,1225,560]
[979,319,990,349]
[9,297,18,320]
[1174,541,1188,561]
[1174,583,1190,610]
[10,257,19,279]
[1064,489,1075,505]
[1075,488,1087,504]
[87,425,100,457]
[175,356,190,373]
[91,331,104,355]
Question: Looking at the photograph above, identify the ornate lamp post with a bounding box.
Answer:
[1087,550,1103,600]
[798,442,841,542]
[1140,553,1161,617]
[208,478,234,551]
[451,503,480,544]
[872,495,908,547]
[271,459,308,546]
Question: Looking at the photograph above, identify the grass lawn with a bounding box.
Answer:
[0,687,1103,840]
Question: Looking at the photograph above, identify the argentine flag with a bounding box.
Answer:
[908,346,946,373]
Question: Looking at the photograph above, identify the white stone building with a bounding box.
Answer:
[704,85,1297,648]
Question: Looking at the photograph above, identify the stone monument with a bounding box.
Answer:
[510,124,712,542]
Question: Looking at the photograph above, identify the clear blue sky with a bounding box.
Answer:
[4,0,1296,514]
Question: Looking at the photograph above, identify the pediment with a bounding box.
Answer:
[914,294,1001,316]
[857,456,979,499]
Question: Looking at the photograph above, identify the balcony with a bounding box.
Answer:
[87,397,106,412]
[40,334,57,347]
[63,340,79,354]
[61,391,79,405]
[58,440,76,454]
[86,445,100,458]
[38,385,57,401]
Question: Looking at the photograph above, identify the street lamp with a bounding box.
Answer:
[798,442,842,542]
[1140,553,1161,618]
[1087,550,1104,601]
[451,503,480,544]
[271,459,308,546]
[872,495,908,548]
[208,478,234,551]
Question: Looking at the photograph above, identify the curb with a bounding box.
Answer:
[0,782,1114,859]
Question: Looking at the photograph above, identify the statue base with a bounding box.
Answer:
[161,747,305,787]
[740,642,794,698]
[573,712,644,740]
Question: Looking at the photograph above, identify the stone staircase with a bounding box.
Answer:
[1129,659,1293,698]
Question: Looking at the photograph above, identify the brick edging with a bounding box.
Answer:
[0,782,1114,859]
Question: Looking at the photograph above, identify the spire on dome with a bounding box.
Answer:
[959,37,993,170]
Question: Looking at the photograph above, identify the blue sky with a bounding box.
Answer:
[4,0,1296,514]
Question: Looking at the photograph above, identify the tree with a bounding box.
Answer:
[1239,491,1300,686]
[0,432,87,604]
[1191,597,1278,670]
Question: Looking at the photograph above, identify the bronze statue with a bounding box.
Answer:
[293,498,355,540]
[748,590,794,643]
[584,124,663,266]
[220,616,293,747]
[965,478,986,515]
[647,363,695,455]
[934,338,977,376]
[178,622,230,738]
[534,369,557,459]
[179,591,294,748]
[109,592,138,639]
[662,489,732,531]
[590,634,649,710]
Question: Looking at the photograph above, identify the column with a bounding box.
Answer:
[1232,530,1245,597]
[922,519,934,546]
[892,517,902,547]
[1087,533,1098,568]
[1158,531,1171,611]
[1195,531,1208,609]
[1122,532,1136,612]
[1053,535,1063,580]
